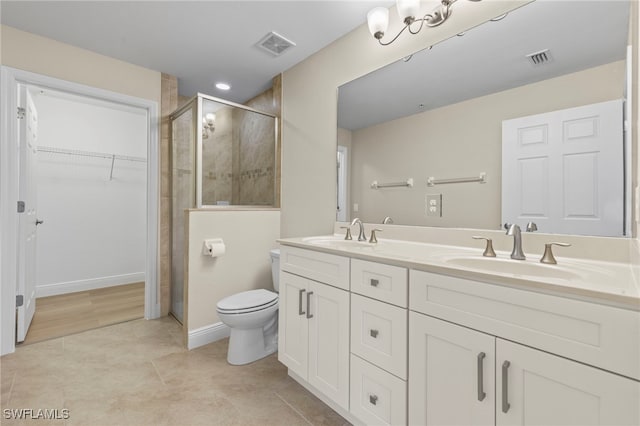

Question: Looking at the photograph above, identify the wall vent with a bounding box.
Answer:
[256,31,296,57]
[526,49,553,66]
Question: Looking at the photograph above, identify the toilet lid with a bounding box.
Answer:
[217,289,278,312]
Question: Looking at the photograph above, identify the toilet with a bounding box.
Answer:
[216,249,280,365]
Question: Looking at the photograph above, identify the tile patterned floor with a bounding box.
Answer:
[1,317,350,426]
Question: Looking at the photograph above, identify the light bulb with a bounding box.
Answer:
[205,113,215,126]
[397,0,420,24]
[367,7,389,40]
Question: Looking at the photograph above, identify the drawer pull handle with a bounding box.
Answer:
[502,360,511,413]
[477,352,486,402]
[369,394,378,405]
[298,289,306,316]
[370,329,379,338]
[306,291,314,319]
[370,278,379,287]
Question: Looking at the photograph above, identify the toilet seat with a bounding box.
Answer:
[217,289,278,315]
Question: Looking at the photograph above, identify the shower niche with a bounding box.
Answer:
[169,93,278,322]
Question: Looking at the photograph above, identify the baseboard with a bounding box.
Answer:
[188,322,230,350]
[36,272,145,298]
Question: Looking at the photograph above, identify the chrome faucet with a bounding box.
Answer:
[504,223,526,260]
[382,216,394,224]
[351,217,367,241]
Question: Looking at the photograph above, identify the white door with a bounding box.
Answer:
[502,100,624,236]
[497,339,640,426]
[409,312,495,426]
[307,280,350,410]
[16,87,39,342]
[277,272,309,379]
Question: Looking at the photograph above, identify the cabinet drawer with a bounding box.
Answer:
[410,269,640,380]
[351,294,407,379]
[350,354,407,426]
[351,258,407,307]
[280,246,349,290]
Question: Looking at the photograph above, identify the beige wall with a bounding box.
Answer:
[1,25,161,105]
[185,209,280,331]
[280,1,532,238]
[347,61,625,229]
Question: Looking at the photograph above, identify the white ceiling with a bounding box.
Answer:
[338,0,630,130]
[0,0,392,103]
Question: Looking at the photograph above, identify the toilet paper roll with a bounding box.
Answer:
[203,238,226,258]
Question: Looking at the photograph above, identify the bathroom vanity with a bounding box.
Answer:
[277,234,640,426]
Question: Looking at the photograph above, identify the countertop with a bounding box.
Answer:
[278,235,640,311]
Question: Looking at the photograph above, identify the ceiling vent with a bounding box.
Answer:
[526,49,553,66]
[256,31,296,57]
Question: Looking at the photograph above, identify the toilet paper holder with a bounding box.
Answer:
[202,238,226,257]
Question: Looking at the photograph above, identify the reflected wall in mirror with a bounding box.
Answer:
[337,0,630,237]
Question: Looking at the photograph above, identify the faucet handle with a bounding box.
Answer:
[340,226,353,240]
[472,236,497,257]
[540,242,571,265]
[369,228,382,244]
[526,222,538,232]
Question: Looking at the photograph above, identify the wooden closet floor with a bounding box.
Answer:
[22,282,145,345]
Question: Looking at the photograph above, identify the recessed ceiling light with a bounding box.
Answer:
[215,82,231,91]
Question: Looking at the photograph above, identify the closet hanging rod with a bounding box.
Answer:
[371,178,414,189]
[427,173,486,186]
[36,146,146,163]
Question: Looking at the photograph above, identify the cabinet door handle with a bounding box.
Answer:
[370,278,379,287]
[502,360,511,413]
[306,291,314,319]
[369,394,378,405]
[477,352,486,402]
[298,289,306,316]
[370,329,379,338]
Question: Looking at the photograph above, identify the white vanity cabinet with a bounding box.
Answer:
[409,270,640,426]
[278,247,350,410]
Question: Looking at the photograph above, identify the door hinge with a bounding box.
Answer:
[17,107,25,120]
[16,295,24,307]
[17,201,25,213]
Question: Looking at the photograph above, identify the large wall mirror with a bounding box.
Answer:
[337,0,631,237]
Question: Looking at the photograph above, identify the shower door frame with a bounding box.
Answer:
[171,93,279,208]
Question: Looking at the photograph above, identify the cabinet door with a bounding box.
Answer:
[278,272,309,380]
[307,280,350,410]
[497,339,640,426]
[409,312,495,426]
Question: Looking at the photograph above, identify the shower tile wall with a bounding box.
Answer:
[232,88,276,205]
[202,106,233,205]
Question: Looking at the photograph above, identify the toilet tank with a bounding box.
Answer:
[270,249,280,292]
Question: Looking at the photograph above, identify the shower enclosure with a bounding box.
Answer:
[169,93,278,322]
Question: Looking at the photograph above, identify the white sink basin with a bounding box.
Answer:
[301,236,375,251]
[445,256,581,281]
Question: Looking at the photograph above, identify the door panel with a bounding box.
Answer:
[17,87,38,342]
[497,339,640,426]
[502,99,624,236]
[307,280,349,410]
[409,312,495,426]
[277,272,308,379]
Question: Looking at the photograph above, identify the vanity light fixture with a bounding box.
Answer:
[367,0,482,46]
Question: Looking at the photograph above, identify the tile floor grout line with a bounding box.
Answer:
[150,359,167,386]
[275,391,314,426]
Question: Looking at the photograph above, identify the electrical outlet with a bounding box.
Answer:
[425,194,442,217]
[353,203,359,213]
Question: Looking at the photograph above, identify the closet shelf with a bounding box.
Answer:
[37,146,146,180]
[36,146,146,163]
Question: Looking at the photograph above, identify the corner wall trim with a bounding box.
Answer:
[187,322,230,350]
